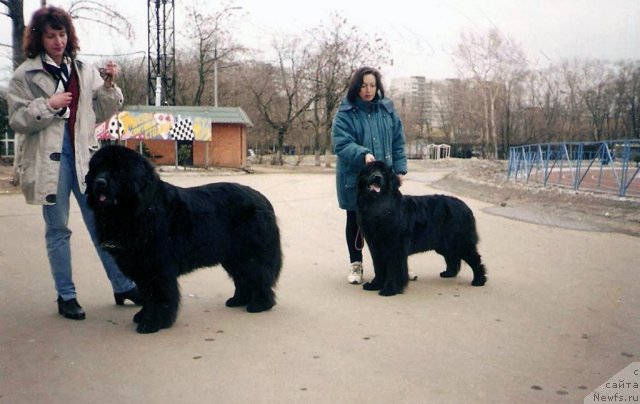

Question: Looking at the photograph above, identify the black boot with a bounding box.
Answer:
[114,286,143,306]
[57,296,85,320]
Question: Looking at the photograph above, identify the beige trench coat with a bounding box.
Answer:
[7,56,123,205]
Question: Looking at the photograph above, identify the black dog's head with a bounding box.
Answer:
[357,160,401,198]
[85,145,160,214]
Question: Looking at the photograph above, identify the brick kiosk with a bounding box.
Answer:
[101,105,253,169]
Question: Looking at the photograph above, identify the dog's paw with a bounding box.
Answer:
[226,296,251,307]
[136,321,161,334]
[378,287,402,296]
[133,308,145,324]
[440,270,458,278]
[363,281,383,291]
[246,300,275,313]
[471,276,487,286]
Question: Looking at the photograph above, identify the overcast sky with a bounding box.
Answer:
[1,0,639,86]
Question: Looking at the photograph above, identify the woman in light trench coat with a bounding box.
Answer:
[7,6,140,320]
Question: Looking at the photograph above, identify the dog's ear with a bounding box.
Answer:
[385,164,398,184]
[387,165,401,189]
[129,155,161,205]
[391,173,401,189]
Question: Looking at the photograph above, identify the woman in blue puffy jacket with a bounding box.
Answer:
[332,67,409,285]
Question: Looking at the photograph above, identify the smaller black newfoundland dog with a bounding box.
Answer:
[86,145,282,333]
[357,161,487,296]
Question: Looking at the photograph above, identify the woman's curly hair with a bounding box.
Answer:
[23,6,79,59]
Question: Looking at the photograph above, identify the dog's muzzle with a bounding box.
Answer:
[93,177,117,205]
[367,174,383,193]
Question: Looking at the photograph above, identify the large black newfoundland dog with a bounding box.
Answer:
[357,161,487,296]
[86,145,282,333]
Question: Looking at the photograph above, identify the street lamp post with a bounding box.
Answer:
[214,53,219,107]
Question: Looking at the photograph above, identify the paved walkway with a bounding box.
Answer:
[1,162,638,403]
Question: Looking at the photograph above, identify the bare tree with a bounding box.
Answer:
[68,0,134,41]
[396,92,427,151]
[539,67,568,142]
[456,80,486,146]
[560,59,595,141]
[517,69,563,144]
[0,0,26,69]
[596,61,640,141]
[580,60,616,141]
[1,0,24,185]
[183,3,244,106]
[608,62,631,139]
[0,88,7,132]
[618,61,640,139]
[453,28,527,158]
[432,81,451,142]
[245,38,316,165]
[232,63,276,157]
[307,13,391,166]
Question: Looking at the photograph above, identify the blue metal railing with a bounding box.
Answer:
[507,139,640,197]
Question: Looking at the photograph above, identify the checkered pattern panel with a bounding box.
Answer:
[169,117,195,141]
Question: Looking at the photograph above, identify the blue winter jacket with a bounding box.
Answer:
[332,96,407,210]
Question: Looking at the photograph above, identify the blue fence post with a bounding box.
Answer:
[620,141,630,196]
[507,139,639,197]
[574,143,583,190]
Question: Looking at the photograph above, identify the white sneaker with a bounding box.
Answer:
[347,262,363,284]
[408,270,418,281]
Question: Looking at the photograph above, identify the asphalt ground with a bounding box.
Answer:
[1,161,638,403]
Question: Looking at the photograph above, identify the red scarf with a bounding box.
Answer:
[42,55,80,149]
[66,66,80,148]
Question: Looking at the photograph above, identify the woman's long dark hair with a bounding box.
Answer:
[346,67,385,104]
[23,6,79,59]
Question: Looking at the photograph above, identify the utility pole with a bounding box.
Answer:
[147,0,175,106]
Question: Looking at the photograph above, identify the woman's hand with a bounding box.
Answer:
[99,61,119,88]
[48,92,72,110]
[396,174,404,187]
[364,153,376,164]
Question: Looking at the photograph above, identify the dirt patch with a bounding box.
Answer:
[426,159,640,237]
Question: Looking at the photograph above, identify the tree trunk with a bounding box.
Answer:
[323,118,333,168]
[313,127,321,166]
[483,89,490,158]
[324,149,332,168]
[276,128,285,165]
[489,90,498,159]
[10,0,26,70]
